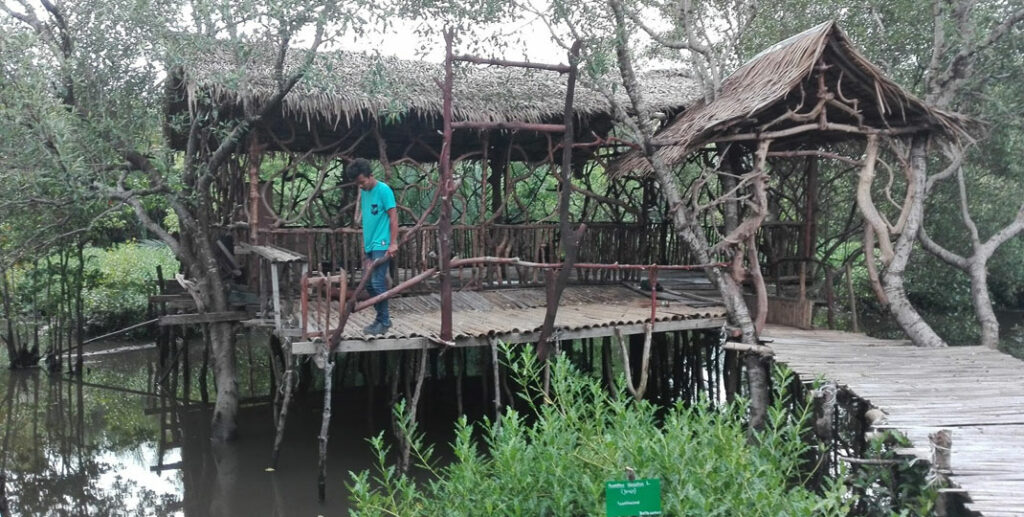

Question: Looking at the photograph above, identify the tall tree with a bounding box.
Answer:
[1,0,375,438]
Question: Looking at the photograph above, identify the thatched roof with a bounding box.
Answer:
[612,21,971,175]
[165,36,703,160]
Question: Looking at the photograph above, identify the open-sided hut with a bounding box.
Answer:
[162,21,969,498]
[611,20,969,331]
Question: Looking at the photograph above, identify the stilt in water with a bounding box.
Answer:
[455,348,464,416]
[317,349,335,501]
[396,347,428,474]
[271,337,295,468]
[489,337,502,425]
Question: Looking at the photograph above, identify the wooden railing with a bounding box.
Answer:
[237,221,806,293]
[253,222,704,287]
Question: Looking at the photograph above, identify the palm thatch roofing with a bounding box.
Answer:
[611,21,971,175]
[164,36,702,161]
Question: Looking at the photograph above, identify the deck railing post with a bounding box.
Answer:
[300,273,309,338]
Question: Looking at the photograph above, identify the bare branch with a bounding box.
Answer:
[928,4,1024,106]
[979,202,1024,256]
[205,16,327,178]
[918,227,969,269]
[855,135,895,264]
[955,167,982,246]
[621,3,710,57]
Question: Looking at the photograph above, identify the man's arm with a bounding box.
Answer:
[387,207,399,257]
[353,190,362,227]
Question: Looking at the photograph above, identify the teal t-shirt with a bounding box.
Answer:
[360,181,397,252]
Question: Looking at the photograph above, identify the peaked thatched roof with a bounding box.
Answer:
[612,21,970,175]
[165,36,703,159]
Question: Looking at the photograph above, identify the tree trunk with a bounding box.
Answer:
[969,259,1000,348]
[882,136,947,348]
[208,320,239,441]
[681,225,769,430]
[606,0,768,430]
[1,265,18,365]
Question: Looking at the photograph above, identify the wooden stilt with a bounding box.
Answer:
[845,262,859,332]
[399,347,428,473]
[271,341,294,468]
[455,348,464,416]
[489,337,502,425]
[317,353,335,501]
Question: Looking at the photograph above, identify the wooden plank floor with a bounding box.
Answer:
[763,325,1024,517]
[291,285,728,353]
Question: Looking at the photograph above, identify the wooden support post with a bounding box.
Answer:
[317,354,335,502]
[439,30,455,343]
[300,273,309,338]
[537,41,583,361]
[825,268,836,329]
[813,381,837,484]
[271,342,294,468]
[490,336,502,426]
[805,156,818,254]
[845,262,859,332]
[248,134,263,243]
[271,264,282,331]
[455,348,464,416]
[930,429,953,517]
[399,347,429,473]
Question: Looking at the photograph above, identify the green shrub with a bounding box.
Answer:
[348,349,851,516]
[11,241,179,334]
[81,241,178,331]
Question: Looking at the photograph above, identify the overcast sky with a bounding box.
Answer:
[328,13,575,65]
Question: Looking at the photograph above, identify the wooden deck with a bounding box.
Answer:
[289,284,728,354]
[764,325,1024,516]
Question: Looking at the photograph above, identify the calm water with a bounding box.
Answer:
[0,335,468,516]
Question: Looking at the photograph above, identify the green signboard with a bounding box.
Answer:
[605,478,661,516]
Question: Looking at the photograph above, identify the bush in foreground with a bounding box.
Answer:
[349,349,850,516]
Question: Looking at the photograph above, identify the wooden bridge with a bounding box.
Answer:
[765,325,1024,517]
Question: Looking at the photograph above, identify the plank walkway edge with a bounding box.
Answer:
[292,317,728,354]
[764,325,1024,516]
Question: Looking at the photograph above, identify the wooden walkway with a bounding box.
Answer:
[764,325,1024,517]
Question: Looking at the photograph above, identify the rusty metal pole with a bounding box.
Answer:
[439,30,455,343]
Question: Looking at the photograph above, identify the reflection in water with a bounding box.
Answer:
[0,337,421,516]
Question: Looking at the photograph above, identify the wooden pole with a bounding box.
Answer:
[439,30,455,342]
[248,133,262,243]
[930,429,953,517]
[490,336,502,426]
[845,262,859,332]
[537,41,583,361]
[271,343,294,468]
[316,355,335,501]
[399,346,429,473]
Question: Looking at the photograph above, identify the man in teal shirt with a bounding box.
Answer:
[347,158,398,335]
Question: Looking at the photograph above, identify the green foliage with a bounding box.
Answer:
[348,349,851,516]
[13,241,179,333]
[848,430,938,516]
[79,241,179,330]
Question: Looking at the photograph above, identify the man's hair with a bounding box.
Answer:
[345,158,373,181]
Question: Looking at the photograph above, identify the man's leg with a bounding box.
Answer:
[369,250,391,326]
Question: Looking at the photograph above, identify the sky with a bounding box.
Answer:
[338,14,573,65]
